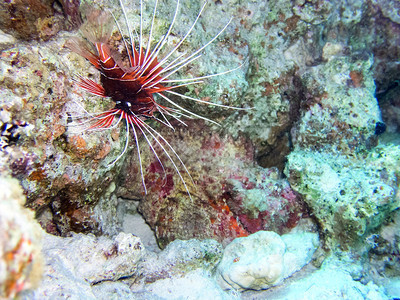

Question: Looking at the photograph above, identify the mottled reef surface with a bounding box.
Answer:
[0,0,399,298]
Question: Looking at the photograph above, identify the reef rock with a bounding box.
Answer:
[137,239,223,283]
[0,0,81,41]
[362,209,400,298]
[118,121,251,248]
[285,144,400,248]
[227,166,305,235]
[118,120,306,248]
[0,176,44,299]
[291,55,381,152]
[48,232,143,283]
[27,232,144,298]
[216,229,319,291]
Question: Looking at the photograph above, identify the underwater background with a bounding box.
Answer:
[0,0,399,298]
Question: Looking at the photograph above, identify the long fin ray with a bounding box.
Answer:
[135,117,194,200]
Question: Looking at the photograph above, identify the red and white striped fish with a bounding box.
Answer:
[66,0,244,198]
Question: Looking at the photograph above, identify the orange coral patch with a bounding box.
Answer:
[349,70,363,88]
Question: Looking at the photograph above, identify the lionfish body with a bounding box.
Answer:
[67,0,240,197]
[70,11,167,123]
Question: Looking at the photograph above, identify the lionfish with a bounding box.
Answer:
[67,0,243,197]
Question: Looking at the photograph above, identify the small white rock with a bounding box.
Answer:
[216,230,319,291]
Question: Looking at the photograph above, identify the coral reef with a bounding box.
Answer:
[1,0,395,251]
[0,0,399,298]
[0,0,56,40]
